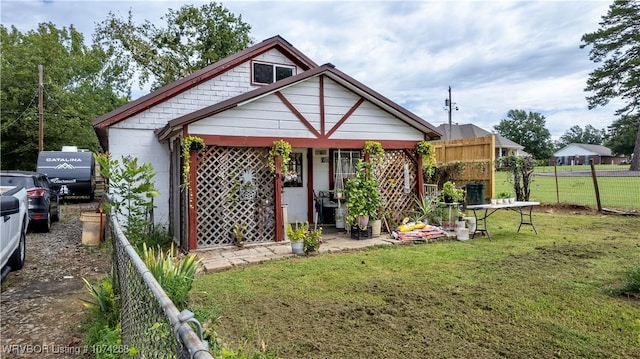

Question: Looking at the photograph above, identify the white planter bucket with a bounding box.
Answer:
[456,228,470,241]
[291,240,304,254]
[464,217,476,233]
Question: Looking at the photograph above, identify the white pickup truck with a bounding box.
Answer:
[1,185,29,281]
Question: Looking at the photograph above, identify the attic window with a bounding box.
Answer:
[252,61,294,85]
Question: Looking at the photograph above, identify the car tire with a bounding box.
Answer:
[51,206,59,222]
[8,217,27,271]
[40,211,51,232]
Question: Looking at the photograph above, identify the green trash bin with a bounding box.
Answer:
[465,182,485,205]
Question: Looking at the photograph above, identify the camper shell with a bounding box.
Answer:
[36,147,95,200]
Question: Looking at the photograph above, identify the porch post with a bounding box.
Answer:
[188,150,198,251]
[416,153,424,198]
[274,156,284,242]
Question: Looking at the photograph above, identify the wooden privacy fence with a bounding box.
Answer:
[433,135,496,201]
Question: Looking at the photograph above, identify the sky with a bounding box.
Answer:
[1,0,618,140]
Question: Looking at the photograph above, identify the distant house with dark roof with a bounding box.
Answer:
[436,123,527,158]
[552,143,626,165]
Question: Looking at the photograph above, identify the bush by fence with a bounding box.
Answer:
[108,210,213,358]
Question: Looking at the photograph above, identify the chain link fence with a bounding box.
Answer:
[109,210,213,359]
[496,163,640,212]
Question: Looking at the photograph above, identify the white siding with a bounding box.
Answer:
[113,49,302,131]
[279,77,320,130]
[254,49,299,67]
[330,101,424,140]
[189,93,317,138]
[108,128,171,225]
[323,78,361,130]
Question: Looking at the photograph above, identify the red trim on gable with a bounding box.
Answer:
[275,92,321,138]
[325,98,365,138]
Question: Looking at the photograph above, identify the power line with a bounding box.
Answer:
[1,92,38,129]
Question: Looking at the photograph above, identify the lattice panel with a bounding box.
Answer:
[376,150,417,226]
[195,147,275,248]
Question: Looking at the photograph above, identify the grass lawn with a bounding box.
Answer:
[190,210,640,358]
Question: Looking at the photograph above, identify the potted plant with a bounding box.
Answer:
[416,140,437,181]
[286,222,307,254]
[232,223,247,247]
[268,139,292,173]
[363,140,384,166]
[497,191,512,204]
[345,160,381,230]
[304,226,322,254]
[181,135,205,208]
[412,195,438,224]
[441,181,464,203]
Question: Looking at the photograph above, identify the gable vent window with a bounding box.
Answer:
[252,62,294,85]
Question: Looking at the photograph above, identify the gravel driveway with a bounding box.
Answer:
[1,201,111,358]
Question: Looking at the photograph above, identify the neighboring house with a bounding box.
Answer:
[551,143,626,166]
[93,35,441,251]
[436,123,526,158]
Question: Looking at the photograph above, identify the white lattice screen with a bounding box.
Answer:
[195,147,275,248]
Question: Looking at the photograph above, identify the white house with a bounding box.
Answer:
[552,143,626,166]
[93,36,442,251]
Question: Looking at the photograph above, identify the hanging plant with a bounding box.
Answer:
[182,135,205,208]
[268,139,292,173]
[363,141,384,165]
[416,140,437,180]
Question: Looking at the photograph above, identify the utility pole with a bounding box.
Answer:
[444,86,458,140]
[38,64,44,152]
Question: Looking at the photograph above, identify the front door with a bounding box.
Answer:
[282,149,308,224]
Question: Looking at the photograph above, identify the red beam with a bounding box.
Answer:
[276,92,321,138]
[188,150,198,251]
[194,134,420,150]
[325,98,364,138]
[274,156,284,242]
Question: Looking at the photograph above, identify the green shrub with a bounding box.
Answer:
[142,244,202,309]
[81,276,120,328]
[610,266,640,296]
[141,224,173,251]
[85,323,122,359]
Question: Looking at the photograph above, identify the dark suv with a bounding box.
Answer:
[0,171,60,232]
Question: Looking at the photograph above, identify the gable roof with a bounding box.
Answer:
[436,123,523,149]
[92,35,318,132]
[556,143,613,156]
[155,63,442,141]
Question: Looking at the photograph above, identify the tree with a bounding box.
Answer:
[94,2,253,90]
[0,23,129,171]
[493,109,553,160]
[556,124,605,149]
[604,115,639,157]
[581,0,640,170]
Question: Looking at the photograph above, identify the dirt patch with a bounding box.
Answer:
[1,200,111,358]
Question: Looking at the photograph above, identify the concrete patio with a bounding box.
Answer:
[195,226,455,273]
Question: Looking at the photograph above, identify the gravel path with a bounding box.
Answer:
[1,201,111,358]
